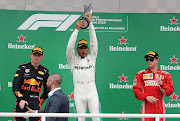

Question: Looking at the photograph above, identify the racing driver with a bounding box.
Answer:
[133,51,174,121]
[13,47,49,121]
[66,12,102,121]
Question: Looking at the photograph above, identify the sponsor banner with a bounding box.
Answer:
[69,103,75,108]
[109,74,133,89]
[109,36,137,52]
[165,93,180,108]
[109,83,133,89]
[160,16,180,32]
[68,92,74,108]
[8,34,35,49]
[58,64,70,69]
[160,55,180,70]
[118,111,129,120]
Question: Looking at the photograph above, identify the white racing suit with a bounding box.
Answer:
[66,23,101,121]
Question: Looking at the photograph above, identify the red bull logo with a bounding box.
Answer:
[24,78,40,86]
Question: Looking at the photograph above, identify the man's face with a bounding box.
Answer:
[146,56,159,68]
[30,53,43,64]
[76,46,89,58]
[46,76,52,92]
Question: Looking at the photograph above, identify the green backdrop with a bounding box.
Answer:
[0,9,180,121]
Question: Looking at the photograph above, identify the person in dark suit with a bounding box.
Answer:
[26,73,69,121]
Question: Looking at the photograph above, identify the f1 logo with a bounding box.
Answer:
[17,14,81,31]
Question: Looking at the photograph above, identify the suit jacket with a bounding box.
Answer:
[38,89,69,121]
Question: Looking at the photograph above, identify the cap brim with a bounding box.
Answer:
[144,55,154,58]
[32,51,43,55]
[78,44,88,48]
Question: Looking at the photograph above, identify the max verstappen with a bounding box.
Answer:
[13,47,49,121]
[66,12,102,121]
[133,51,174,121]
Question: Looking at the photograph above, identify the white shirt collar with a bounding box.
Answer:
[48,87,61,97]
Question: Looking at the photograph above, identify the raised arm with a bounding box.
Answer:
[66,20,84,67]
[87,12,98,61]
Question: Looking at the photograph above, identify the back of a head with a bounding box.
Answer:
[50,73,62,86]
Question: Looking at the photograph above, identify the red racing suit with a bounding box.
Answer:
[133,68,174,121]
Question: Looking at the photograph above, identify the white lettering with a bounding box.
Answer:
[18,14,80,31]
[109,46,137,51]
[160,65,180,70]
[109,83,133,89]
[160,26,180,31]
[8,43,35,49]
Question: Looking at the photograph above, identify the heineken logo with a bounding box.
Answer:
[160,55,180,70]
[165,93,180,108]
[169,16,178,25]
[160,16,180,31]
[118,36,128,45]
[165,102,180,108]
[170,93,179,101]
[118,111,128,120]
[8,34,35,49]
[68,92,74,100]
[68,92,74,108]
[169,55,179,64]
[58,64,70,69]
[109,74,133,89]
[118,74,127,82]
[17,34,26,43]
[109,36,137,52]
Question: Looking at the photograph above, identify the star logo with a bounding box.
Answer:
[170,93,179,101]
[120,111,126,120]
[68,92,74,100]
[119,74,127,82]
[169,55,179,64]
[118,36,128,45]
[17,34,26,42]
[169,16,178,25]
